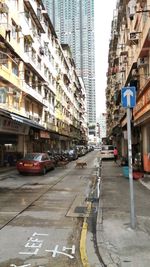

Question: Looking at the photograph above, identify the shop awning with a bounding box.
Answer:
[0,108,45,131]
[11,114,24,123]
[0,108,11,118]
[10,114,45,130]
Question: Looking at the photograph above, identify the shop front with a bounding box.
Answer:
[0,115,29,166]
[40,130,51,152]
[133,89,150,172]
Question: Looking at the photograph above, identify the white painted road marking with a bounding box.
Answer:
[62,245,75,254]
[46,244,75,259]
[19,232,48,255]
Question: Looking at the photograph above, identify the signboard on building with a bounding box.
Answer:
[40,131,50,139]
[0,116,29,135]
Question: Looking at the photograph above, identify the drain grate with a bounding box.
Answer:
[74,206,86,214]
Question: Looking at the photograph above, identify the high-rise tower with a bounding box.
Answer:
[43,0,96,131]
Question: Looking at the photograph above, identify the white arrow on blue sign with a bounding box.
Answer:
[121,87,136,108]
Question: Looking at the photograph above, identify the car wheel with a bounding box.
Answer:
[42,167,47,175]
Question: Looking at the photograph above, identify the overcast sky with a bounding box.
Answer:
[94,0,117,117]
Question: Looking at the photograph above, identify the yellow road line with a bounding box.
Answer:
[80,202,92,267]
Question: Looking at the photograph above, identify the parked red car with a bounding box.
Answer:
[16,153,55,175]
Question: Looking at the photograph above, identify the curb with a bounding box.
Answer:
[139,179,150,190]
[80,220,90,267]
[80,201,91,267]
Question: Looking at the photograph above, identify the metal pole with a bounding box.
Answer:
[127,108,136,229]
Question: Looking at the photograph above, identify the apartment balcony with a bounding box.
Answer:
[63,73,70,86]
[0,65,24,93]
[112,108,125,124]
[120,50,128,57]
[125,21,150,82]
[0,23,23,56]
[43,100,55,115]
[24,30,34,44]
[23,52,47,82]
[22,82,43,105]
[24,0,45,33]
[58,127,70,136]
[42,98,49,108]
[23,50,35,65]
[0,2,8,14]
[28,114,40,123]
[43,122,57,132]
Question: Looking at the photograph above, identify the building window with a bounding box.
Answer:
[0,52,8,68]
[32,74,36,89]
[37,81,41,94]
[13,96,19,109]
[0,88,7,103]
[12,61,19,76]
[31,48,36,63]
[25,69,30,84]
[44,65,48,77]
[12,20,17,39]
[37,56,41,70]
[24,9,30,24]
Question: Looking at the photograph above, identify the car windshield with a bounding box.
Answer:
[24,153,42,160]
[102,145,114,151]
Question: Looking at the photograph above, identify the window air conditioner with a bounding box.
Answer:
[129,32,139,41]
[15,25,22,32]
[0,2,8,13]
[41,10,47,14]
[137,57,149,67]
[29,115,33,120]
[123,56,128,63]
[39,47,44,55]
[120,66,125,72]
[127,32,140,46]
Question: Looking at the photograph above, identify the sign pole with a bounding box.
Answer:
[126,107,135,229]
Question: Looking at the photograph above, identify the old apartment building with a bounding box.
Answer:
[0,0,88,165]
[106,0,150,172]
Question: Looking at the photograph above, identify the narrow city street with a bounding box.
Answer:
[1,1,150,267]
[0,151,100,267]
[1,150,150,267]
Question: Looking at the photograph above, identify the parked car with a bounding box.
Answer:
[100,145,114,159]
[87,145,94,152]
[64,149,78,161]
[76,145,87,157]
[16,153,55,175]
[47,151,69,166]
[94,145,102,151]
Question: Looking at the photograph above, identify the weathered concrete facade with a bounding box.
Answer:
[106,0,150,172]
[0,0,88,165]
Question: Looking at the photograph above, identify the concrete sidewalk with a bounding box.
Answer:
[96,161,150,267]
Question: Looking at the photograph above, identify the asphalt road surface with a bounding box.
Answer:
[0,150,101,267]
